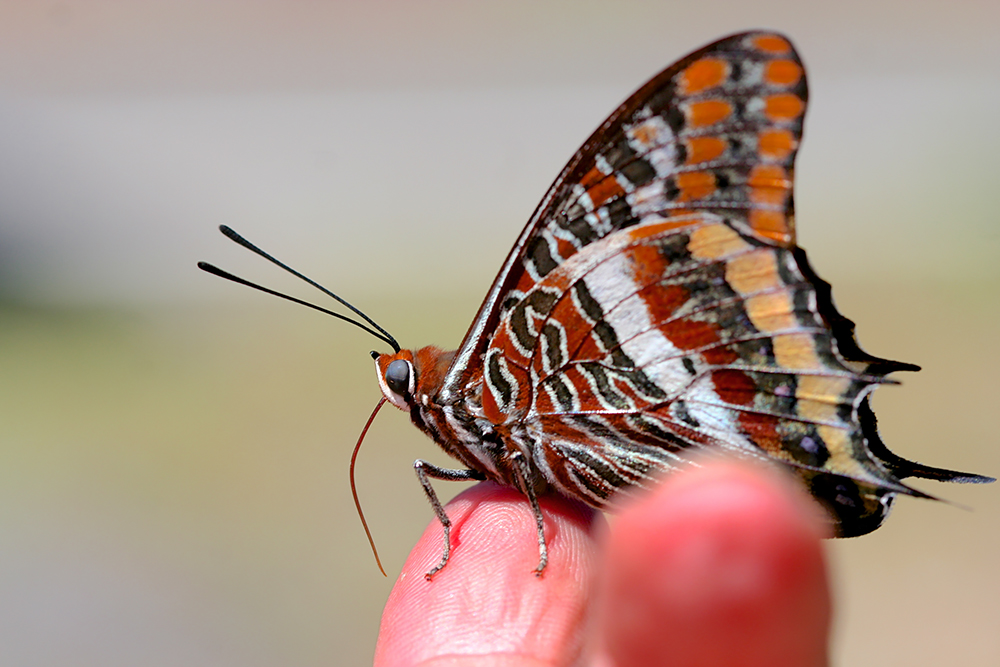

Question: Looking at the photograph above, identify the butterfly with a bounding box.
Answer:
[202,31,992,579]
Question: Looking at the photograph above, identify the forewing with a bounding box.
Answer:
[441,31,807,400]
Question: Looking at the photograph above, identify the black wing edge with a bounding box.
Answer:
[791,247,993,524]
[792,246,920,376]
[859,400,995,485]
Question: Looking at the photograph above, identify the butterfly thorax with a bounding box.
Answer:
[374,346,545,494]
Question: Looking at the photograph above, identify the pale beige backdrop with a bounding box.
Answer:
[1,1,997,665]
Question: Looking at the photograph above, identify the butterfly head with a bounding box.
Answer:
[372,346,455,411]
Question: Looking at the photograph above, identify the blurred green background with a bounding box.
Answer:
[1,1,997,665]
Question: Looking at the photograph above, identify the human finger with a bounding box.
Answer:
[598,461,831,667]
[374,481,602,667]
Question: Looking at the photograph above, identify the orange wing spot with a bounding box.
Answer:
[745,291,797,333]
[753,34,792,54]
[629,244,670,285]
[563,367,597,409]
[676,170,717,201]
[725,248,782,295]
[772,333,821,371]
[816,425,874,481]
[749,163,788,184]
[678,58,729,95]
[685,99,732,127]
[586,175,626,208]
[684,136,727,164]
[555,236,577,262]
[638,282,690,321]
[796,376,852,424]
[764,93,805,121]
[579,165,605,188]
[482,376,505,422]
[514,271,537,295]
[701,345,739,365]
[764,59,803,87]
[712,369,757,406]
[660,318,719,350]
[738,411,783,456]
[749,164,790,206]
[749,209,793,245]
[758,129,795,160]
[688,222,753,260]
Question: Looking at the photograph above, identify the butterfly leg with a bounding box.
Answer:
[413,460,486,580]
[511,451,548,577]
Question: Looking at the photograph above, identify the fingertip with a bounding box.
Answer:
[600,462,831,667]
[375,482,602,666]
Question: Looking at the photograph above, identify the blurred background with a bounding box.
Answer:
[1,1,997,664]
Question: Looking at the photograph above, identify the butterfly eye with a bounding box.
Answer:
[385,359,412,398]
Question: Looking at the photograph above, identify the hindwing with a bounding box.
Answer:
[491,214,917,535]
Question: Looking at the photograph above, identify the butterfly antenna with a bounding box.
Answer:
[351,397,389,577]
[198,226,401,352]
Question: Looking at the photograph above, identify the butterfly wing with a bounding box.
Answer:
[439,31,988,536]
[512,215,916,537]
[442,31,806,400]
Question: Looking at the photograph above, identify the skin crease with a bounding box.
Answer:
[374,460,832,667]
